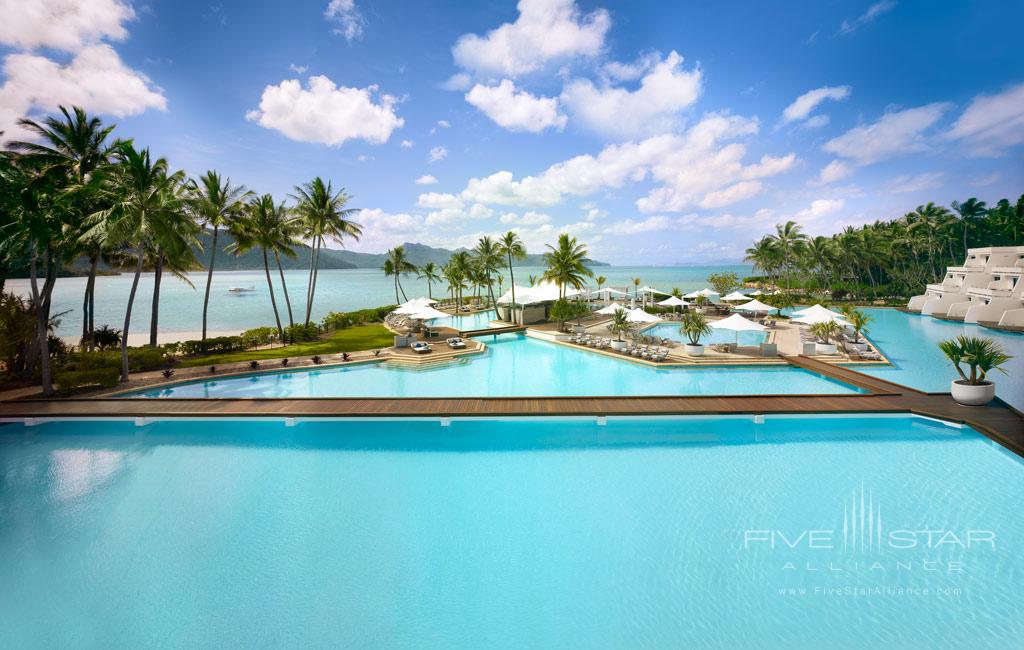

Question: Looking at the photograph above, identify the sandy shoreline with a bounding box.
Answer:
[61,329,245,347]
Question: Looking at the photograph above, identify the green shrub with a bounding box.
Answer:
[178,336,244,356]
[239,326,279,348]
[54,367,120,395]
[61,347,171,374]
[283,323,320,343]
[321,305,396,330]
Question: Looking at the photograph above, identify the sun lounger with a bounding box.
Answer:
[411,342,432,354]
[446,337,467,349]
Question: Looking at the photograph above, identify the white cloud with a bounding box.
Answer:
[428,145,447,162]
[781,85,850,123]
[601,52,660,82]
[885,172,944,194]
[433,113,796,214]
[561,51,701,138]
[424,202,494,227]
[245,75,403,146]
[440,73,472,91]
[452,0,610,77]
[823,102,950,164]
[417,191,462,210]
[0,45,166,141]
[605,215,674,235]
[289,63,308,74]
[325,0,364,41]
[436,119,450,128]
[465,79,566,133]
[500,210,550,225]
[351,208,428,252]
[970,172,1002,188]
[414,174,438,185]
[840,1,896,34]
[699,180,762,209]
[946,83,1024,156]
[0,0,134,51]
[400,139,413,148]
[795,198,845,222]
[818,159,852,184]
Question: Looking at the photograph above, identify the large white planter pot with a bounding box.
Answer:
[610,340,627,351]
[573,324,586,334]
[950,380,995,406]
[684,343,705,356]
[816,343,837,355]
[846,341,868,352]
[696,307,707,314]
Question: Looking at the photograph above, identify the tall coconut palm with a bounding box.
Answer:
[595,275,606,292]
[497,231,526,314]
[442,258,468,309]
[417,262,442,299]
[146,200,199,347]
[768,220,807,291]
[189,170,250,341]
[473,235,503,307]
[84,143,191,382]
[383,245,417,303]
[228,194,291,339]
[9,106,116,349]
[542,233,593,299]
[951,197,987,258]
[291,178,361,324]
[632,277,641,302]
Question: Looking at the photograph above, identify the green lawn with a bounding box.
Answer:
[177,324,394,367]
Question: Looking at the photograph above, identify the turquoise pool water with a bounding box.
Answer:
[2,415,1020,648]
[643,321,768,346]
[430,309,499,330]
[136,334,858,398]
[857,308,1024,410]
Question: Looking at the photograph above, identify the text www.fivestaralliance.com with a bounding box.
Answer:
[777,586,963,598]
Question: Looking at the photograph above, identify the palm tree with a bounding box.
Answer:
[9,106,116,349]
[744,236,781,287]
[542,233,593,298]
[595,275,606,292]
[769,220,807,291]
[383,245,417,303]
[146,188,198,347]
[263,201,302,329]
[497,230,526,316]
[474,235,503,307]
[84,142,191,382]
[418,262,441,299]
[228,195,294,339]
[632,277,641,302]
[442,258,468,310]
[951,197,988,258]
[291,178,361,324]
[189,170,249,341]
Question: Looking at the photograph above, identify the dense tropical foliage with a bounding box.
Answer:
[745,198,1023,300]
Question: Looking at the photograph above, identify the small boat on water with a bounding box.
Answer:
[227,286,256,293]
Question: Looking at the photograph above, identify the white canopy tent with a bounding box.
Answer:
[496,281,581,305]
[596,302,626,315]
[410,305,454,321]
[625,308,662,324]
[640,286,669,296]
[735,298,779,313]
[595,287,627,298]
[720,291,749,302]
[791,305,849,326]
[747,289,765,296]
[657,296,690,307]
[684,288,720,301]
[709,313,766,344]
[394,297,440,315]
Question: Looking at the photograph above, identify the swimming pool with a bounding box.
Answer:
[857,308,1024,410]
[2,415,1020,648]
[643,321,768,346]
[430,309,500,330]
[135,334,859,398]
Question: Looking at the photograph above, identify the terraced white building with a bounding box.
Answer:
[907,246,1024,328]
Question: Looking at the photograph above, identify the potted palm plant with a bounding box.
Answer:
[694,294,708,314]
[843,308,872,352]
[810,321,840,354]
[939,336,1012,405]
[607,309,631,350]
[680,312,712,356]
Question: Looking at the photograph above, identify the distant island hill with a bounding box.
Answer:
[11,230,609,277]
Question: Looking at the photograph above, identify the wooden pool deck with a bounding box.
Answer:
[1,357,1021,458]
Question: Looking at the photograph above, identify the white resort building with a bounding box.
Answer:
[907,246,1024,328]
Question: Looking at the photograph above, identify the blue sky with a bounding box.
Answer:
[2,0,1022,264]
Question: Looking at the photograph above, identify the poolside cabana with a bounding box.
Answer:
[496,281,582,324]
[709,313,766,346]
[394,296,440,315]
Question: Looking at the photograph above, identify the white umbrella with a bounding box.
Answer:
[748,289,765,296]
[710,313,766,345]
[792,304,845,319]
[735,298,778,313]
[793,312,850,326]
[411,305,456,321]
[720,291,749,302]
[625,308,662,323]
[394,297,440,314]
[595,287,627,297]
[640,285,669,296]
[657,296,690,307]
[596,302,626,315]
[683,288,720,300]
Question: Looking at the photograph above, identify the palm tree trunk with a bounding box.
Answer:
[82,250,99,347]
[507,254,516,322]
[274,251,294,328]
[398,275,408,302]
[263,248,283,340]
[304,237,316,323]
[29,243,56,396]
[427,280,432,300]
[306,236,322,325]
[149,248,163,348]
[393,275,400,303]
[121,249,145,382]
[202,225,219,341]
